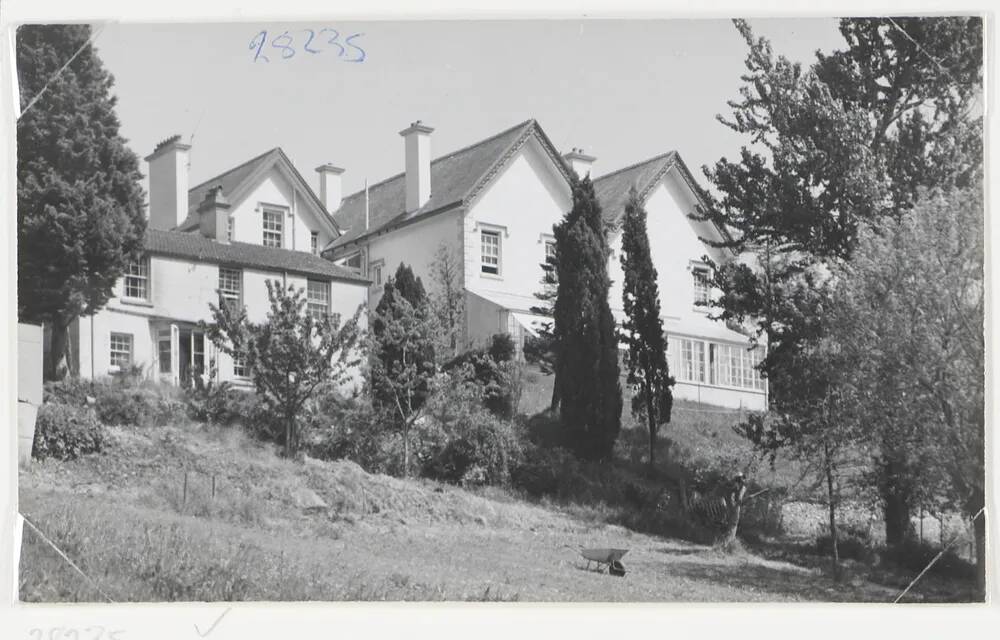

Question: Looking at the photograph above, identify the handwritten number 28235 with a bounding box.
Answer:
[250,29,366,63]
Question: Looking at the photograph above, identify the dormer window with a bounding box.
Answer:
[310,231,319,255]
[227,217,234,242]
[262,206,284,248]
[344,252,363,275]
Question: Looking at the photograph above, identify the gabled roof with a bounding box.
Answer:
[179,147,338,235]
[144,229,369,284]
[592,151,735,249]
[330,119,574,252]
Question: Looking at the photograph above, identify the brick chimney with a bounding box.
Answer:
[563,147,596,179]
[315,164,345,212]
[145,134,191,230]
[399,120,434,211]
[198,186,231,242]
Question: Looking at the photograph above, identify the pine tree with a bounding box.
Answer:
[620,187,674,470]
[700,17,982,549]
[17,25,146,379]
[552,177,622,461]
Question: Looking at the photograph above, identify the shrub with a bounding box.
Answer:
[418,372,526,486]
[94,384,174,428]
[816,523,873,562]
[43,378,95,405]
[510,443,583,499]
[45,377,183,428]
[882,539,977,580]
[442,334,522,419]
[302,396,396,472]
[32,402,106,461]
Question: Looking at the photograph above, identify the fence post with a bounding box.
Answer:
[919,505,924,544]
[211,474,216,501]
[182,470,188,510]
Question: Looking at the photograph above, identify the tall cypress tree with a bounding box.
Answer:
[620,187,674,470]
[17,25,146,379]
[552,177,622,461]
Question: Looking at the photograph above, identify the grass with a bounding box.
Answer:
[18,415,978,603]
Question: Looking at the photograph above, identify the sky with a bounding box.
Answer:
[88,19,848,199]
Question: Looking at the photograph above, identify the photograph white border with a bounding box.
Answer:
[1,1,995,638]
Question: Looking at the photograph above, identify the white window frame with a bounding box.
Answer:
[123,257,150,301]
[227,217,234,242]
[218,267,243,307]
[110,332,134,369]
[307,279,331,320]
[691,262,712,308]
[232,353,248,378]
[481,228,502,276]
[369,259,385,288]
[677,338,706,384]
[343,252,364,275]
[157,329,171,374]
[310,230,320,255]
[262,205,285,248]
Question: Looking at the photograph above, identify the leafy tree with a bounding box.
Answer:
[552,176,622,460]
[206,281,363,458]
[700,17,982,547]
[370,263,437,475]
[16,25,146,379]
[619,187,674,470]
[428,244,465,361]
[827,187,985,596]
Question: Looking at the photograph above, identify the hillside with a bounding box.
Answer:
[18,420,958,603]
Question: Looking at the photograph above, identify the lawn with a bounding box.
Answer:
[17,421,973,603]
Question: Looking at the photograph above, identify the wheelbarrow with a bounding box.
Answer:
[578,547,629,576]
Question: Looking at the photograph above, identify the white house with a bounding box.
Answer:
[326,119,767,411]
[69,136,370,387]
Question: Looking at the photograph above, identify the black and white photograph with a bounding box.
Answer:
[7,10,988,609]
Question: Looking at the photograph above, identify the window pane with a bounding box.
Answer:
[158,338,171,373]
[219,267,242,305]
[693,268,711,305]
[310,231,319,254]
[307,279,330,320]
[233,353,247,378]
[110,333,133,368]
[263,209,283,247]
[124,259,149,300]
[481,230,500,274]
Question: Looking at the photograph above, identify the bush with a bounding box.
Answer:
[816,523,873,562]
[302,396,397,473]
[510,443,583,498]
[32,402,106,461]
[94,384,179,428]
[45,377,183,428]
[882,539,977,580]
[418,372,525,486]
[442,334,522,419]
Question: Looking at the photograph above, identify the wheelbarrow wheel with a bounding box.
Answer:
[609,560,626,577]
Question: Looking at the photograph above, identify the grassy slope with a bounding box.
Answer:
[18,421,966,603]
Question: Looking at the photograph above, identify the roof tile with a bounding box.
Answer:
[144,229,369,283]
[330,120,548,250]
